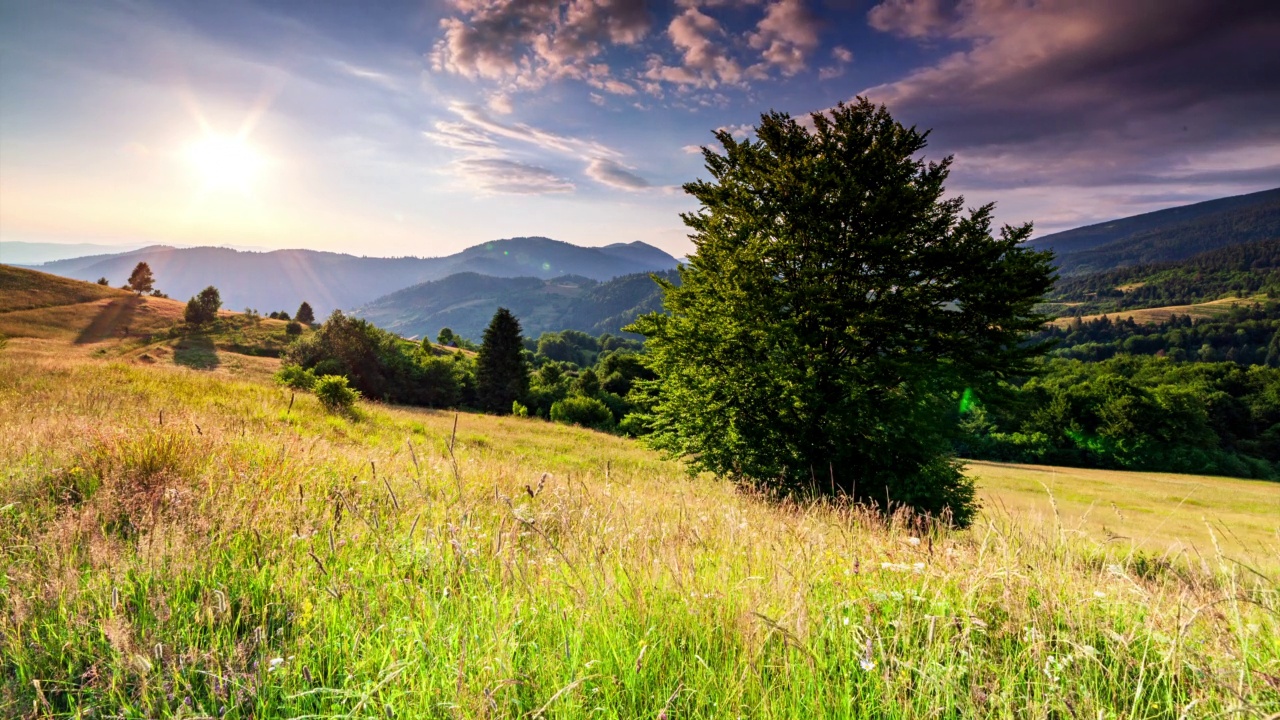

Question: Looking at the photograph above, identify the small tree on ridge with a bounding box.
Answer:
[126,262,154,296]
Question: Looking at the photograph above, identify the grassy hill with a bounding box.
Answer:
[1,276,1277,716]
[1030,187,1280,276]
[0,265,307,379]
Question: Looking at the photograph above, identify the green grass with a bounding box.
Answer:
[0,353,1278,718]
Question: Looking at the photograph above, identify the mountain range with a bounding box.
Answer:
[352,270,676,341]
[15,237,678,316]
[1030,187,1280,276]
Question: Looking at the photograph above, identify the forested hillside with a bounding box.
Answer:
[354,269,676,340]
[1046,237,1280,315]
[1030,187,1280,275]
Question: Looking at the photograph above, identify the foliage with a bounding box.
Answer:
[183,286,222,325]
[313,374,360,413]
[960,355,1280,478]
[1046,237,1280,316]
[632,100,1055,523]
[285,321,303,336]
[295,301,315,325]
[1037,301,1280,365]
[275,364,317,391]
[475,307,529,414]
[96,277,109,286]
[283,310,469,407]
[126,262,155,295]
[550,394,615,430]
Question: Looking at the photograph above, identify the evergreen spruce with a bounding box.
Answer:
[295,301,316,325]
[475,308,529,414]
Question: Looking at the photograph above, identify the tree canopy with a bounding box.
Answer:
[475,307,529,414]
[126,262,154,296]
[183,286,222,325]
[630,99,1055,524]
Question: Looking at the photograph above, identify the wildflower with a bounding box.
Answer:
[1093,591,1106,598]
[859,658,876,671]
[842,616,850,626]
[268,657,285,672]
[906,537,921,546]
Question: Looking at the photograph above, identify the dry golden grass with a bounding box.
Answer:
[1049,296,1267,328]
[969,461,1280,573]
[0,264,128,312]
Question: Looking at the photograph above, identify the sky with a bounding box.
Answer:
[1,0,1278,259]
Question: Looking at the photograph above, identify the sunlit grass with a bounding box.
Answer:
[0,354,1277,718]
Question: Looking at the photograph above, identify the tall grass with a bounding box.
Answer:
[0,355,1277,718]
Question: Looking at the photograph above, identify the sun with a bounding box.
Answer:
[185,133,263,192]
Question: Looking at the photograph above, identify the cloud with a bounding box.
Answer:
[818,45,852,80]
[430,0,651,89]
[585,157,651,189]
[487,92,514,115]
[643,7,744,89]
[424,101,653,192]
[454,158,575,194]
[716,123,754,139]
[748,0,820,75]
[860,0,1280,215]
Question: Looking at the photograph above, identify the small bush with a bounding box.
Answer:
[285,321,303,336]
[512,400,529,417]
[550,395,614,430]
[275,364,317,391]
[314,374,360,413]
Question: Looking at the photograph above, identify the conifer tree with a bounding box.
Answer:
[295,301,315,325]
[475,308,529,414]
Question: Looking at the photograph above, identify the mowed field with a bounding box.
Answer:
[969,461,1279,573]
[1049,296,1267,328]
[2,265,1278,717]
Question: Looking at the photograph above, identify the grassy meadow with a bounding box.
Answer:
[0,344,1277,718]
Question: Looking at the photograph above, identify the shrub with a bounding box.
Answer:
[275,364,317,391]
[512,400,530,417]
[550,395,614,430]
[314,374,360,413]
[184,286,222,325]
[285,321,303,336]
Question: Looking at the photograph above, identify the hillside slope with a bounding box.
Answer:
[1,341,1276,716]
[1030,187,1280,275]
[28,237,679,317]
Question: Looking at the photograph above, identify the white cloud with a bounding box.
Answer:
[585,157,651,189]
[454,158,575,194]
[748,0,820,76]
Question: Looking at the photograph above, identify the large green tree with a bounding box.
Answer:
[630,99,1055,524]
[476,307,529,414]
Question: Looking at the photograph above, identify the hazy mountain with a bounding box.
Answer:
[1030,188,1280,276]
[0,241,153,266]
[354,269,679,341]
[22,237,678,315]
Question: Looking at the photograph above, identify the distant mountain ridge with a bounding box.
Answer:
[1031,187,1280,276]
[20,237,678,316]
[353,270,678,341]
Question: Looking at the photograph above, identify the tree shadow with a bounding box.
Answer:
[173,334,220,370]
[74,296,141,344]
